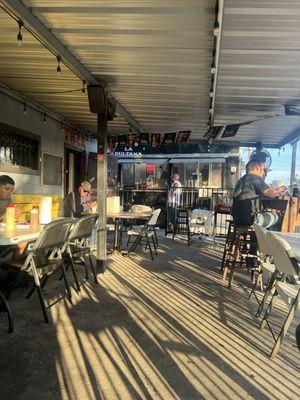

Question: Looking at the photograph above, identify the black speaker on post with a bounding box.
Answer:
[87,85,107,114]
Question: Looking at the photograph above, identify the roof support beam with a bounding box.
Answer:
[1,0,145,132]
[279,127,300,148]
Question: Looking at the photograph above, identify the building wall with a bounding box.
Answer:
[0,92,64,196]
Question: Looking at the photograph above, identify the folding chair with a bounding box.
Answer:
[64,215,98,291]
[124,209,161,260]
[259,231,300,358]
[1,219,74,323]
[248,224,276,312]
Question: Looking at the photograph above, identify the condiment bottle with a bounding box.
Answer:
[30,205,39,230]
[6,203,16,231]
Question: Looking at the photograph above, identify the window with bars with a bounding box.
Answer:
[0,127,39,170]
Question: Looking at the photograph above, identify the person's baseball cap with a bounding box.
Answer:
[81,181,91,192]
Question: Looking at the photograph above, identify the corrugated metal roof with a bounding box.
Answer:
[214,0,300,146]
[1,1,300,147]
[0,1,215,140]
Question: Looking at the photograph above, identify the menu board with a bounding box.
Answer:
[41,152,63,186]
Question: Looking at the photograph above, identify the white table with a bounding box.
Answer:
[274,232,300,261]
[0,225,42,246]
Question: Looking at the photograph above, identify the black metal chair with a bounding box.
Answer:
[1,219,74,323]
[64,215,98,291]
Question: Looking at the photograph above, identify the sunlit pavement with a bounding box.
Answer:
[0,233,299,400]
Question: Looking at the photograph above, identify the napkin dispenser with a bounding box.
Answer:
[39,196,52,224]
[107,196,120,214]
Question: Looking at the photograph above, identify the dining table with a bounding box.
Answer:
[274,231,300,261]
[107,211,152,251]
[0,223,42,246]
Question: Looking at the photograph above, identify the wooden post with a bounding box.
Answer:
[96,113,108,273]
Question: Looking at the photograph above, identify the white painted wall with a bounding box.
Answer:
[0,92,64,196]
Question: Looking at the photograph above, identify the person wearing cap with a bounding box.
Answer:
[232,154,286,228]
[64,181,96,218]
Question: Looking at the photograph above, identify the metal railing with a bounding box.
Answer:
[117,186,234,236]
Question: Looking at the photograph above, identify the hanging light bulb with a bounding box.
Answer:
[17,20,23,46]
[213,22,220,36]
[56,56,61,77]
[81,80,86,95]
[60,123,64,131]
[209,91,214,98]
[43,113,47,124]
[23,103,27,114]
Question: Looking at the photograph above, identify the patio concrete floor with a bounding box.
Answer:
[0,233,299,400]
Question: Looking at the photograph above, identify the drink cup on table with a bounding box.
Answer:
[5,203,15,231]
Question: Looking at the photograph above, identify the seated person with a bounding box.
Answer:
[64,181,96,218]
[0,175,20,223]
[0,175,24,290]
[232,156,286,228]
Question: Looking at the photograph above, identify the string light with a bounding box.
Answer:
[81,80,86,95]
[60,123,64,131]
[17,20,23,46]
[56,56,61,78]
[210,64,217,74]
[43,113,47,123]
[209,91,214,98]
[23,103,27,114]
[213,22,220,36]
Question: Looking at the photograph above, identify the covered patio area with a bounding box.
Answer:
[0,234,299,400]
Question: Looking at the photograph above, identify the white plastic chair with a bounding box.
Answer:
[249,224,276,311]
[125,209,161,260]
[189,209,214,237]
[259,231,300,358]
[2,219,74,323]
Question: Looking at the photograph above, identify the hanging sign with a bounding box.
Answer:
[139,132,150,145]
[221,124,241,138]
[162,132,177,145]
[285,105,300,116]
[176,130,191,144]
[64,126,86,150]
[151,133,162,147]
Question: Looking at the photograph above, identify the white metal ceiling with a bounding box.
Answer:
[0,0,215,140]
[214,0,300,146]
[1,0,300,147]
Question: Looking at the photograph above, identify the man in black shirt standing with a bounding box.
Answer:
[232,156,286,228]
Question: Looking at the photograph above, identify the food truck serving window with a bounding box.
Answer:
[121,162,168,189]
